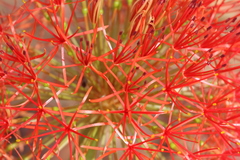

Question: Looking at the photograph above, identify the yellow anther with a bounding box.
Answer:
[22,0,26,3]
[187,113,191,115]
[106,109,110,112]
[31,79,35,83]
[77,26,80,29]
[214,73,219,76]
[178,118,181,121]
[26,141,29,144]
[160,136,164,139]
[16,139,21,142]
[212,103,217,106]
[161,149,164,152]
[221,131,225,134]
[164,111,168,114]
[95,139,98,142]
[162,88,166,91]
[39,106,43,109]
[127,81,131,84]
[170,56,173,59]
[236,142,240,145]
[151,135,155,138]
[177,151,182,154]
[154,84,158,88]
[23,30,26,32]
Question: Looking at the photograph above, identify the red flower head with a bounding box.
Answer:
[1,0,240,159]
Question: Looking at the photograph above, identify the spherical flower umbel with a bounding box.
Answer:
[0,0,240,159]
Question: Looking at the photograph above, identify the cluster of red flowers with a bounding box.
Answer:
[1,0,240,159]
